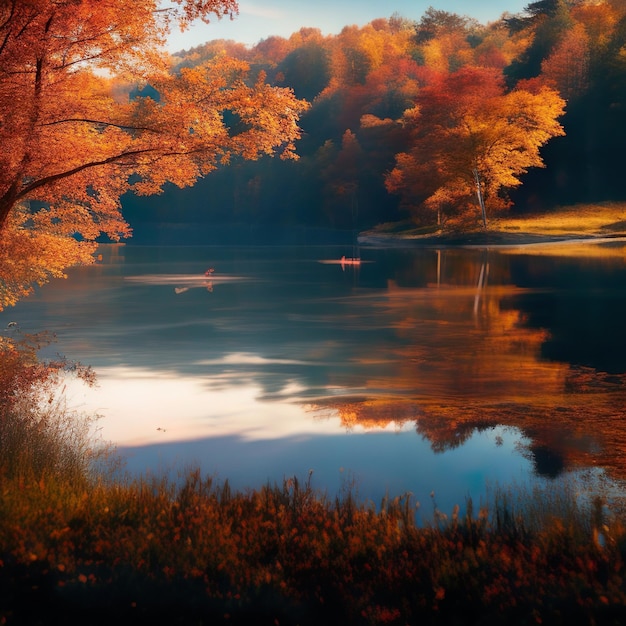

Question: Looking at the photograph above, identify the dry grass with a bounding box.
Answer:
[2,465,626,625]
[362,202,626,248]
[492,202,626,236]
[0,332,106,484]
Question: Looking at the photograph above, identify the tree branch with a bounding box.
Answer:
[13,144,217,204]
[40,118,164,133]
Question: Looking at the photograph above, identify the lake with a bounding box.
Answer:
[6,241,626,517]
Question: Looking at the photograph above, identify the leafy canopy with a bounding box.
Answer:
[386,67,565,227]
[0,0,308,308]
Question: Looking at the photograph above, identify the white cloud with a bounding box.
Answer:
[240,2,286,21]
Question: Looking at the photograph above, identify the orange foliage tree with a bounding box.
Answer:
[386,66,565,228]
[0,0,308,308]
[541,22,590,100]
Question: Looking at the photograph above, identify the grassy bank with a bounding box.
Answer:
[494,202,626,237]
[2,469,626,625]
[3,337,626,625]
[362,202,626,245]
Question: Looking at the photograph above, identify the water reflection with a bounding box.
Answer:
[8,242,626,502]
[304,243,626,484]
[63,364,543,514]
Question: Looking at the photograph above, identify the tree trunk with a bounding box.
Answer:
[0,186,19,232]
[0,202,9,230]
[473,168,487,229]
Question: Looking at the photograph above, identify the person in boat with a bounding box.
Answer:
[203,267,215,292]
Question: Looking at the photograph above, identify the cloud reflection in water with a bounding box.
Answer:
[65,365,352,447]
[14,243,626,506]
[66,362,535,511]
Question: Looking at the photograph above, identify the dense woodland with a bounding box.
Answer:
[2,0,626,303]
[123,0,626,240]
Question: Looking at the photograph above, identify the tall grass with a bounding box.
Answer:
[2,334,626,625]
[0,331,104,486]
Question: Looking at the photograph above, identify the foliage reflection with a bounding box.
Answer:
[307,247,626,483]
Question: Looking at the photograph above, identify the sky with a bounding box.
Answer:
[166,0,530,52]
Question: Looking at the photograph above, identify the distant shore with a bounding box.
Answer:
[358,231,626,248]
[359,202,626,248]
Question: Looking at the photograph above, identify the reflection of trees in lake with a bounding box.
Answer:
[14,243,626,483]
[504,249,626,373]
[308,248,626,483]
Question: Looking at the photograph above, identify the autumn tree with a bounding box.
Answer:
[415,7,474,43]
[0,0,307,308]
[325,21,414,92]
[505,0,576,83]
[541,22,590,99]
[276,36,330,101]
[173,39,253,69]
[413,8,482,72]
[319,129,364,228]
[472,20,530,70]
[386,66,565,228]
[252,35,292,66]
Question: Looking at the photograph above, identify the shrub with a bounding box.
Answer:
[0,330,102,485]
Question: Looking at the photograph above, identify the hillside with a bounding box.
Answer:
[123,2,626,241]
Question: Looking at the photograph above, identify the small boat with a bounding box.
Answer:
[340,256,361,266]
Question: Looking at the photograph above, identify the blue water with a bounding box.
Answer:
[5,242,626,514]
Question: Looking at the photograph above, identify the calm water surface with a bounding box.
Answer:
[6,242,626,515]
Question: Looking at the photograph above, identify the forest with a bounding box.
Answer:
[2,0,626,302]
[122,0,626,241]
[6,4,626,623]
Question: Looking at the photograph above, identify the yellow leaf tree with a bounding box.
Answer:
[0,0,308,308]
[385,66,565,228]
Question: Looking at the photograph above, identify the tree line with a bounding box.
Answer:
[3,0,626,305]
[124,0,626,235]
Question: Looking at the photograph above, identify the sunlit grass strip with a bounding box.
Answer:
[364,202,626,241]
[493,201,626,236]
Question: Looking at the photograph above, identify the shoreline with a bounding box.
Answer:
[358,231,626,249]
[358,202,626,249]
